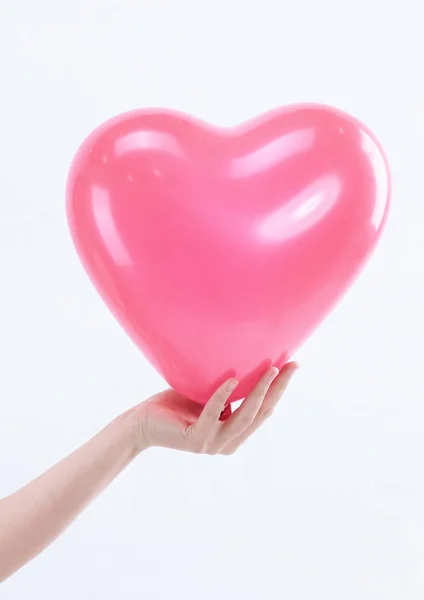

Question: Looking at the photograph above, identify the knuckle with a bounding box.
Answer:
[250,387,266,401]
[204,408,218,421]
[239,414,255,428]
[276,378,289,393]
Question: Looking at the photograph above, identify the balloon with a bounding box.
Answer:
[66,104,390,404]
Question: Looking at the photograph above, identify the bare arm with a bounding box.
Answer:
[0,414,138,582]
[0,363,297,583]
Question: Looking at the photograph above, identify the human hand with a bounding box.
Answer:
[129,362,298,455]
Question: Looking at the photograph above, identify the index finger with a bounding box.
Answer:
[219,367,279,441]
[193,378,239,438]
[224,362,299,449]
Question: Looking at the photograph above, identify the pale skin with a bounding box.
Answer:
[0,362,298,583]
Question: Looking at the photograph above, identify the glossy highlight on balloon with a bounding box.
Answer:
[66,104,391,404]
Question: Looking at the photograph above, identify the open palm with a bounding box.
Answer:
[134,363,298,455]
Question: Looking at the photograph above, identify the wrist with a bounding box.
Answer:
[113,406,151,455]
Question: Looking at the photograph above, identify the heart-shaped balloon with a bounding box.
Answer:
[66,104,390,403]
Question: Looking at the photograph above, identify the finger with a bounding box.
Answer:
[219,366,280,442]
[256,362,298,420]
[193,378,239,438]
[220,362,298,454]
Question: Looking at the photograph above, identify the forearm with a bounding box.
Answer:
[0,413,143,582]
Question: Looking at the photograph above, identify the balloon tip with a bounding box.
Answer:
[219,404,232,421]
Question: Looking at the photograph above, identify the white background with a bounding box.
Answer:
[0,1,423,598]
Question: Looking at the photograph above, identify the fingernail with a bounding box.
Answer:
[227,379,238,393]
[267,367,279,383]
[288,363,299,377]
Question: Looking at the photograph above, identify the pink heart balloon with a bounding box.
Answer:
[66,104,390,403]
